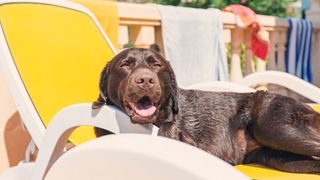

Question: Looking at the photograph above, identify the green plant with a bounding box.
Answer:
[148,0,298,17]
[245,0,297,17]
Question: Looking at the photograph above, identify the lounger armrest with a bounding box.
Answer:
[31,103,158,180]
[240,71,320,103]
[45,134,250,180]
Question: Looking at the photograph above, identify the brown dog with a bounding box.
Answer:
[93,48,320,173]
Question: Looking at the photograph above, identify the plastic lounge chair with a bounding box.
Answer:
[240,71,320,104]
[0,1,317,179]
[0,0,156,165]
[0,110,249,179]
[0,0,129,149]
[0,1,250,179]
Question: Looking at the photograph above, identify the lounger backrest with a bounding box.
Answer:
[0,0,116,145]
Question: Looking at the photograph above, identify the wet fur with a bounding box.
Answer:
[94,48,320,173]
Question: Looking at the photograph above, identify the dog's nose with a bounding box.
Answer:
[134,73,156,90]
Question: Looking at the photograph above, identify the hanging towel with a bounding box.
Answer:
[285,18,313,83]
[155,5,228,87]
[72,0,119,47]
[224,4,269,60]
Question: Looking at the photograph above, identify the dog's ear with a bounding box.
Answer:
[92,94,106,109]
[166,61,179,115]
[149,43,160,53]
[92,65,111,109]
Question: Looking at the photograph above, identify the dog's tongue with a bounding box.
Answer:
[131,102,156,117]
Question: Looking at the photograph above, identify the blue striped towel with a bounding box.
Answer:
[285,18,313,83]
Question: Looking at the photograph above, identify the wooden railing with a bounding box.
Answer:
[117,2,320,86]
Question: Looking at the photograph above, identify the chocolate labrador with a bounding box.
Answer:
[93,48,320,173]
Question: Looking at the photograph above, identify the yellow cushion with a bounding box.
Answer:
[308,103,320,112]
[0,3,115,145]
[236,165,320,179]
[236,104,320,179]
[72,0,119,48]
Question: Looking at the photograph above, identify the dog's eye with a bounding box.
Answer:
[120,63,130,67]
[120,57,136,68]
[147,56,161,67]
[120,61,135,68]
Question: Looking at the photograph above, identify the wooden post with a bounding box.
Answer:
[256,31,268,72]
[129,26,155,48]
[312,30,320,86]
[244,29,255,75]
[267,31,278,70]
[155,26,165,56]
[118,25,129,49]
[276,30,287,71]
[230,28,243,82]
[256,58,266,72]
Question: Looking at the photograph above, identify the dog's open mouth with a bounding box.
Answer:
[124,96,157,123]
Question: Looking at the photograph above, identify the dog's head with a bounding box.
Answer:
[93,48,178,124]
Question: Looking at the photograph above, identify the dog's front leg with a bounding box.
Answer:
[158,122,197,146]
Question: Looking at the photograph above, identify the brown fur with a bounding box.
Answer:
[94,48,320,173]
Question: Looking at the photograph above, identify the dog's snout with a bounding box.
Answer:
[131,69,158,91]
[134,73,156,90]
